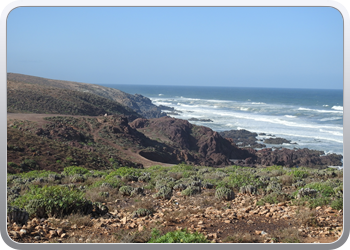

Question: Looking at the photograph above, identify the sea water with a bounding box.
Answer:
[99,84,343,157]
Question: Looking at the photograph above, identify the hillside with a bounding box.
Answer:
[7,80,141,120]
[7,73,167,119]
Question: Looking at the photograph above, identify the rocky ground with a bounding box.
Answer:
[7,188,343,244]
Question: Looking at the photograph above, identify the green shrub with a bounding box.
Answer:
[8,162,20,169]
[119,186,134,196]
[239,185,257,195]
[261,165,284,172]
[155,177,176,190]
[69,174,86,183]
[307,197,331,208]
[266,181,282,193]
[22,159,37,168]
[138,175,150,182]
[291,196,331,209]
[63,166,89,176]
[226,172,262,189]
[147,229,209,243]
[91,178,122,189]
[107,167,141,178]
[331,198,343,210]
[303,182,334,197]
[181,186,201,196]
[256,192,291,206]
[153,186,172,200]
[11,185,87,217]
[169,164,195,173]
[99,192,109,198]
[17,170,59,179]
[287,169,309,180]
[292,180,306,188]
[132,208,153,218]
[215,187,235,201]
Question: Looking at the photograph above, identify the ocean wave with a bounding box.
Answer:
[319,117,342,122]
[206,99,233,103]
[158,94,164,96]
[178,97,201,101]
[298,107,342,113]
[240,107,249,111]
[251,102,266,105]
[319,129,343,137]
[323,105,329,107]
[154,101,173,106]
[284,115,297,118]
[258,132,343,144]
[331,106,343,111]
[215,111,343,131]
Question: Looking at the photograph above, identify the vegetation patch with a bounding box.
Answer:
[11,185,88,217]
[147,229,209,243]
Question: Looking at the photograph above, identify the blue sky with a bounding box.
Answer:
[7,7,343,89]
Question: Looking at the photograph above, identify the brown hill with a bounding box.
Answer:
[7,73,167,118]
[7,80,141,121]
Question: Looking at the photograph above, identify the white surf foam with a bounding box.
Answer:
[332,106,343,111]
[298,107,342,113]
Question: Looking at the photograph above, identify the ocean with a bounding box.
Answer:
[99,84,343,156]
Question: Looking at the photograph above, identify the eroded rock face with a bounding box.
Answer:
[130,117,254,166]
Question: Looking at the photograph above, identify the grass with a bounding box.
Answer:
[147,228,209,243]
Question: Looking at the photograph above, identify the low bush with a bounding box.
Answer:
[287,169,309,180]
[132,208,153,218]
[16,170,59,179]
[11,185,88,217]
[63,166,89,176]
[215,187,235,201]
[266,181,282,193]
[107,167,141,178]
[153,186,172,200]
[256,192,291,206]
[168,164,196,173]
[181,186,201,196]
[119,186,134,196]
[147,228,209,243]
[226,171,262,189]
[331,198,343,210]
[302,182,334,197]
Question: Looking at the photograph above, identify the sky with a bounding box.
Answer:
[7,7,343,89]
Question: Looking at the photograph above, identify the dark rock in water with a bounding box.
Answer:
[219,129,265,149]
[158,105,175,111]
[253,147,343,168]
[259,133,266,136]
[264,137,297,145]
[188,118,213,122]
[166,112,181,115]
